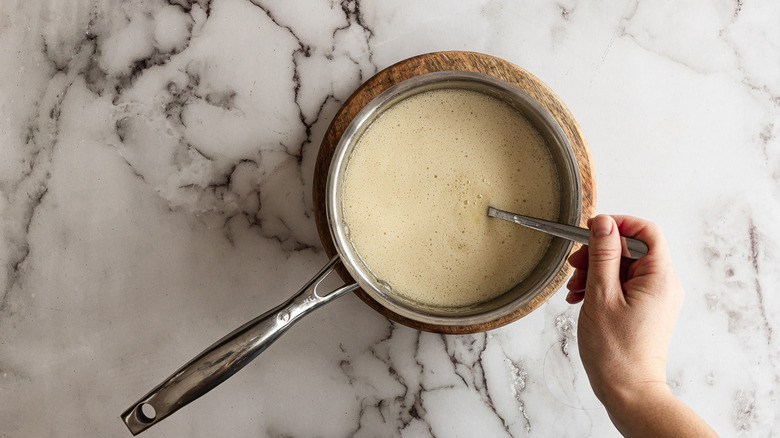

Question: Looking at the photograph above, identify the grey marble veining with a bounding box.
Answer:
[1,0,779,436]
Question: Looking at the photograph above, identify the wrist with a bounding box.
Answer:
[602,379,671,411]
[587,355,670,412]
[601,381,674,434]
[598,381,719,438]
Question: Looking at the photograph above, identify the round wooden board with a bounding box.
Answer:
[313,51,596,334]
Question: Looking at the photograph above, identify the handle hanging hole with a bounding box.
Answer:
[136,403,157,424]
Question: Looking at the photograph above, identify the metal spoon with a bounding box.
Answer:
[487,207,648,259]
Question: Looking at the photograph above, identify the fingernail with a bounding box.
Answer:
[592,215,613,237]
[566,276,575,288]
[565,290,575,302]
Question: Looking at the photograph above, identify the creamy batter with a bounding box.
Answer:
[342,88,560,308]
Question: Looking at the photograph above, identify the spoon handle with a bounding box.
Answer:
[487,207,648,259]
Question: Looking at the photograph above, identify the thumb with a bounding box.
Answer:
[585,215,623,301]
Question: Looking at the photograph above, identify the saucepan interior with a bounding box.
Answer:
[326,71,582,329]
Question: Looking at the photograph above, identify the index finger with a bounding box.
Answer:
[611,214,666,246]
[587,216,668,255]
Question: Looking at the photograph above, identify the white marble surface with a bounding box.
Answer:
[1,0,779,436]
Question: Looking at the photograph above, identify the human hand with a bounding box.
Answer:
[565,215,684,406]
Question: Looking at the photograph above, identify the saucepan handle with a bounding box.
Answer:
[121,256,357,435]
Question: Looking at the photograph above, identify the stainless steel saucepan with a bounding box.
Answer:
[121,71,582,435]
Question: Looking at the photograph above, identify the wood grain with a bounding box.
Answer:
[313,51,596,334]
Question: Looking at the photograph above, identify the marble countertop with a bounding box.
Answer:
[2,1,778,436]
